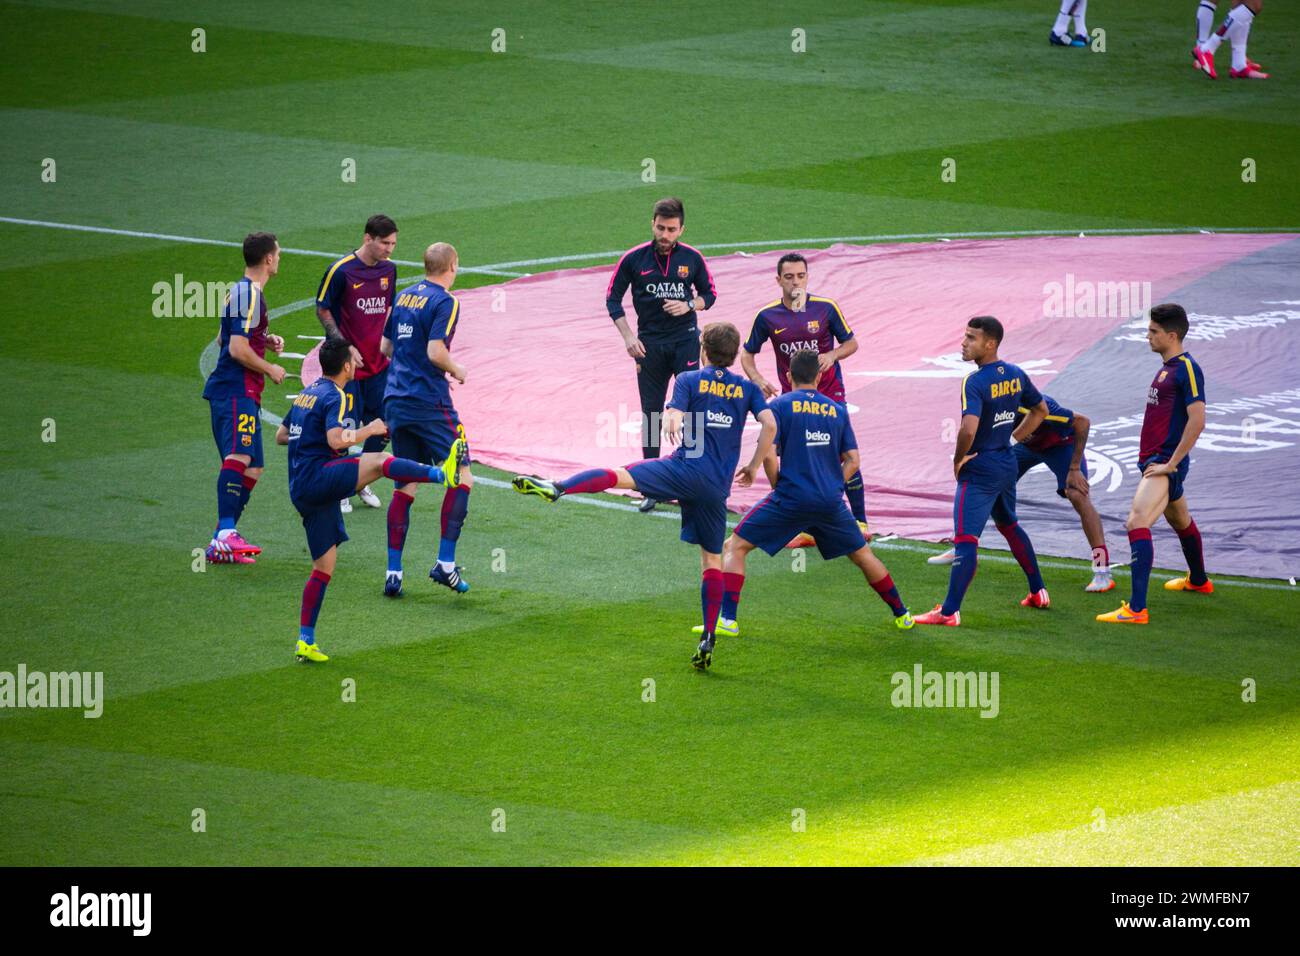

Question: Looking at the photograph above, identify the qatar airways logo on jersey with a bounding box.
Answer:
[778,340,820,357]
[706,409,734,428]
[645,282,687,298]
[354,295,389,314]
[1147,386,1161,406]
[992,410,1016,428]
[805,428,831,447]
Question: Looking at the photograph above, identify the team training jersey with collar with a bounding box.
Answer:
[744,295,854,402]
[1140,352,1205,463]
[383,279,461,412]
[203,277,268,403]
[605,241,717,343]
[664,366,767,488]
[317,252,397,380]
[768,389,857,507]
[960,360,1043,455]
[285,376,349,495]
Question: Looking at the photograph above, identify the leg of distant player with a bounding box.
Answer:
[1050,0,1086,46]
[211,451,263,562]
[296,544,337,661]
[699,546,725,644]
[844,472,868,527]
[915,470,1002,626]
[1226,1,1266,77]
[846,543,913,627]
[1097,474,1168,623]
[1196,1,1217,45]
[991,494,1050,608]
[1162,495,1214,593]
[1063,485,1113,591]
[431,465,473,592]
[1071,0,1089,43]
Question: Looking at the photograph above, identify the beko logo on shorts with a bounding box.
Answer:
[706,409,734,428]
[805,429,831,446]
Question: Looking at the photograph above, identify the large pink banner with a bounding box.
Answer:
[381,233,1300,575]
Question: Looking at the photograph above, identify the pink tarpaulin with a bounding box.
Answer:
[319,233,1300,575]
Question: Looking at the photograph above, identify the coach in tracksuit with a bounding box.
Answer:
[605,197,718,511]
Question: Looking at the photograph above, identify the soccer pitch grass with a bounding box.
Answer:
[1,0,1297,866]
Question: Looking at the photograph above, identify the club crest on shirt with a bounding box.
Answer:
[1158,370,1168,382]
[380,276,389,290]
[997,365,1004,374]
[714,369,724,379]
[806,320,820,333]
[677,265,690,278]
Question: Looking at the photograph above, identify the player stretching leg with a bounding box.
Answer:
[316,214,400,513]
[740,252,869,539]
[200,232,287,564]
[380,243,475,597]
[1098,305,1211,625]
[707,351,913,663]
[928,394,1113,592]
[915,317,1052,627]
[513,323,776,668]
[276,337,463,661]
[1049,0,1090,47]
[1193,0,1268,79]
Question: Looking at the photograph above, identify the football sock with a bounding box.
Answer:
[997,522,1046,593]
[701,568,724,638]
[300,569,330,644]
[941,539,979,617]
[1053,1,1072,35]
[870,573,907,617]
[721,571,745,622]
[1204,13,1231,54]
[1072,0,1088,37]
[1196,1,1217,44]
[845,473,867,524]
[1177,520,1209,586]
[215,457,246,534]
[1092,544,1110,573]
[1128,528,1153,613]
[438,484,470,565]
[234,473,257,524]
[556,468,617,495]
[383,456,443,484]
[386,489,414,573]
[1228,5,1253,71]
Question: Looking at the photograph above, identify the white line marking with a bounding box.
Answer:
[469,227,1300,271]
[0,216,525,277]
[9,214,1296,277]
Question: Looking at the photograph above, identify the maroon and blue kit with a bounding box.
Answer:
[317,252,397,452]
[1125,351,1209,612]
[942,360,1047,615]
[1012,394,1085,497]
[1138,352,1205,504]
[624,366,766,555]
[203,277,269,468]
[733,389,864,560]
[743,296,854,402]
